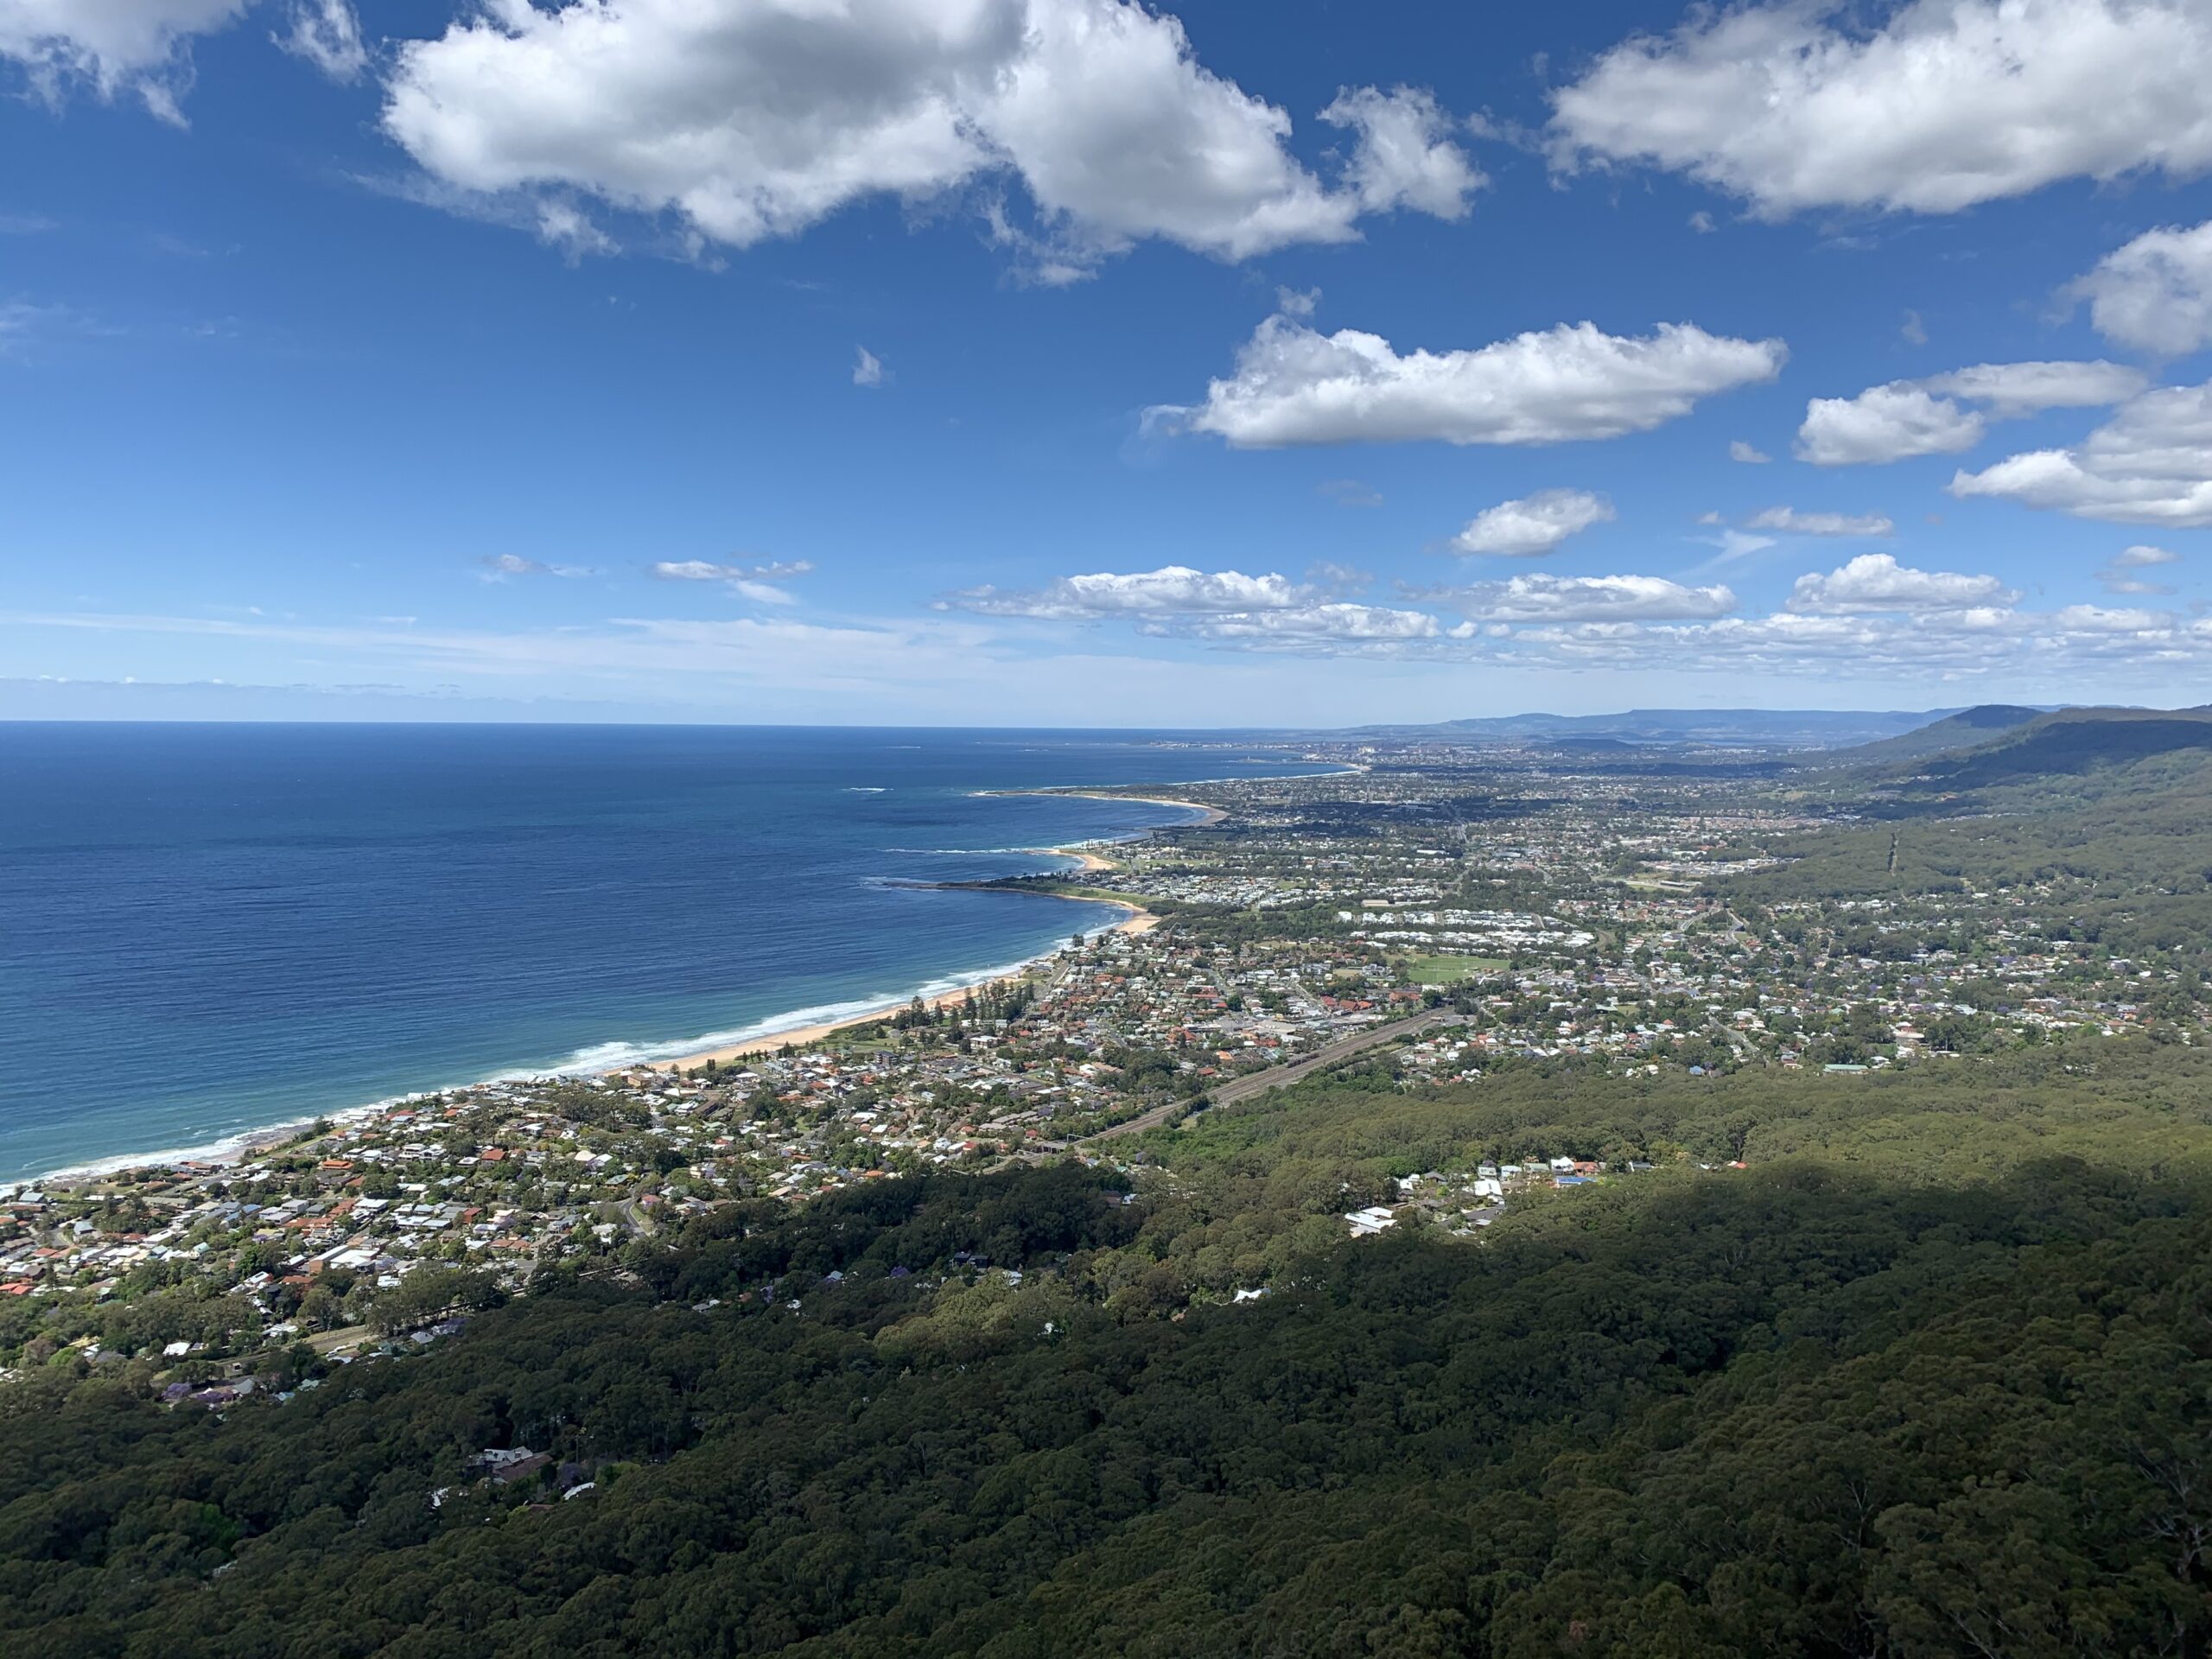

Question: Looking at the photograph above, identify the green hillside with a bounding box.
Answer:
[3,1039,2211,1657]
[1815,702,2045,769]
[1912,706,2212,791]
[8,715,2212,1656]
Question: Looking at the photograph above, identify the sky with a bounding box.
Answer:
[3,0,2211,728]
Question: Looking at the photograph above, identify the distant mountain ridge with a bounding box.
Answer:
[1816,703,2048,767]
[1338,707,1991,749]
[1913,706,2212,790]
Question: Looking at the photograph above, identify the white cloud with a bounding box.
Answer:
[1425,572,1738,624]
[1449,488,1613,557]
[2113,543,2180,568]
[2047,601,2164,632]
[649,557,815,587]
[934,564,1465,655]
[275,0,365,82]
[1901,308,1928,346]
[1919,360,2147,418]
[942,565,1310,619]
[1950,380,2212,526]
[1728,438,1770,464]
[1745,506,1896,537]
[1797,385,1986,466]
[1785,552,2017,614]
[1550,0,2212,218]
[380,0,1471,277]
[854,345,885,389]
[0,0,246,122]
[535,200,614,258]
[731,579,799,606]
[1175,306,1784,448]
[2071,219,2212,356]
[1317,85,1484,219]
[1796,361,2145,465]
[1170,601,1449,646]
[1306,560,1371,594]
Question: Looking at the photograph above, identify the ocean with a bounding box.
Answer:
[0,723,1322,1183]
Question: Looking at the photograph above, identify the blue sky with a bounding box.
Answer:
[3,0,2210,726]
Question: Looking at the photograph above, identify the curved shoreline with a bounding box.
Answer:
[646,887,1151,1072]
[23,804,1192,1188]
[981,788,1227,827]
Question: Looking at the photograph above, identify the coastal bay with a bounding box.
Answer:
[0,724,1317,1182]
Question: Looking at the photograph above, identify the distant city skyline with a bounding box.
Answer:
[3,0,2210,725]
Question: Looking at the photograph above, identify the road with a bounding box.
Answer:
[1085,1009,1464,1141]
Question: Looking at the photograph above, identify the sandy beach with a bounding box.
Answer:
[650,864,1152,1071]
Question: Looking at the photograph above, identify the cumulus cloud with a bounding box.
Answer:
[853,345,885,388]
[1173,305,1784,448]
[1796,360,2146,465]
[909,552,2211,674]
[2096,543,2181,595]
[1745,505,1895,537]
[2071,219,2212,356]
[1950,380,2212,526]
[1171,601,1451,647]
[1507,601,2208,681]
[933,564,1464,654]
[275,0,365,82]
[0,0,247,122]
[1550,0,2212,218]
[1318,85,1484,219]
[1797,385,1986,466]
[1785,552,2018,614]
[1919,360,2148,418]
[942,565,1309,619]
[1421,572,1738,624]
[1728,439,1770,463]
[1449,488,1614,557]
[379,0,1474,277]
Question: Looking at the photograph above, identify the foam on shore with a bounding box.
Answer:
[32,914,1130,1189]
[29,799,1175,1186]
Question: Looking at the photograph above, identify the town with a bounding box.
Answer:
[3,738,2197,1398]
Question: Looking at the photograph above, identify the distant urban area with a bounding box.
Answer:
[6,704,2202,1409]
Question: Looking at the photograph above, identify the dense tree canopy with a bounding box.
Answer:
[3,1044,2209,1657]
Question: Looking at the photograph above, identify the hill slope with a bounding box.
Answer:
[1916,705,2212,791]
[1817,702,2047,768]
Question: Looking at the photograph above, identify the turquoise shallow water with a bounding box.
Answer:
[0,723,1319,1181]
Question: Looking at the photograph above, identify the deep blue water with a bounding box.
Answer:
[0,724,1317,1182]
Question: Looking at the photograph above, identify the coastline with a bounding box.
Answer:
[647,890,1152,1072]
[23,820,1176,1188]
[650,844,1151,1069]
[985,788,1230,828]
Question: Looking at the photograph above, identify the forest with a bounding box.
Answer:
[9,713,2212,1656]
[3,1034,2209,1657]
